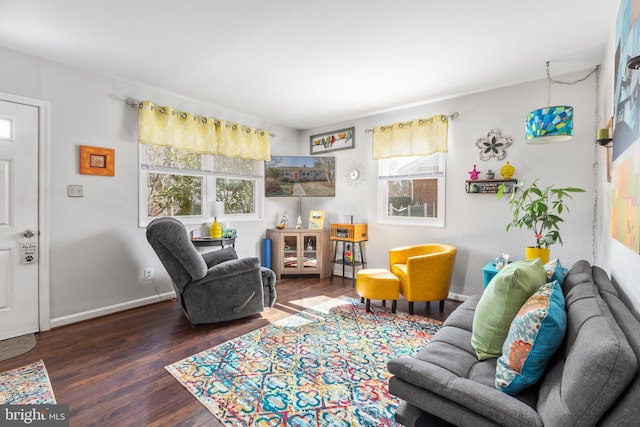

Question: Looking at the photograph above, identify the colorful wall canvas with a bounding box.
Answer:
[612,0,640,253]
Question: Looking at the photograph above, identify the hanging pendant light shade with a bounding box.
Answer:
[525,62,575,144]
[525,105,574,143]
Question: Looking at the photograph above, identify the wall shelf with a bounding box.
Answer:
[465,179,518,194]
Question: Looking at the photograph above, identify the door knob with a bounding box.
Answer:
[23,230,35,238]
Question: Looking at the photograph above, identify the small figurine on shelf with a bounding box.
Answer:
[486,169,495,180]
[306,238,313,251]
[276,210,288,229]
[296,215,303,229]
[468,164,480,180]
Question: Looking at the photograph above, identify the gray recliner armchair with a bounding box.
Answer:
[146,217,276,325]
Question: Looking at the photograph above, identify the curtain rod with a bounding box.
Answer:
[364,112,459,134]
[125,97,276,138]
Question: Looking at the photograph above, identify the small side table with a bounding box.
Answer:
[482,261,500,289]
[191,237,236,251]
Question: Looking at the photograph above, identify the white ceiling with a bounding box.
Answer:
[0,0,620,130]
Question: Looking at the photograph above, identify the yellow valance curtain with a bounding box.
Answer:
[372,114,449,159]
[137,100,271,161]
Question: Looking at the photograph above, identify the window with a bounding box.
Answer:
[139,144,263,226]
[0,118,13,140]
[377,153,446,227]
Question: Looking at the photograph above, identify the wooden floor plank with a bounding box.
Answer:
[0,276,461,426]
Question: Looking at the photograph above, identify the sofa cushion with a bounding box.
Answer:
[592,265,618,297]
[388,350,543,427]
[496,280,566,395]
[202,246,238,267]
[472,259,547,360]
[536,269,637,426]
[593,278,640,426]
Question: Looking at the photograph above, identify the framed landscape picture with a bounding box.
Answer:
[310,127,354,155]
[265,156,335,197]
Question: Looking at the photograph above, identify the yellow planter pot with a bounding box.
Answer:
[525,247,550,264]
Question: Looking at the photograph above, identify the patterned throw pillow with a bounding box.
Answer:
[544,259,568,286]
[471,259,547,360]
[495,280,567,395]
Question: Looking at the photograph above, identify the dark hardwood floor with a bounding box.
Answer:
[0,276,461,426]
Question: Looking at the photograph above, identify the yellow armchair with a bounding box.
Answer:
[389,243,457,314]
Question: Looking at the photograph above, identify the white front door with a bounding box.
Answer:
[0,99,40,341]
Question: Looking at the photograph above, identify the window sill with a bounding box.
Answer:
[377,216,445,228]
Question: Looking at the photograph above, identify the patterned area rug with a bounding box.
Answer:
[0,359,57,404]
[166,296,441,426]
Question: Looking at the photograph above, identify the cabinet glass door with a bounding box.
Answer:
[302,234,318,270]
[282,235,298,271]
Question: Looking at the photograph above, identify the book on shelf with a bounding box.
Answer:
[308,210,325,229]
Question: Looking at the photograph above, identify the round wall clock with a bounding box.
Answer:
[345,162,365,186]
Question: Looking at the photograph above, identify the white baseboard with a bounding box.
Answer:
[447,292,469,302]
[47,289,468,329]
[49,291,176,329]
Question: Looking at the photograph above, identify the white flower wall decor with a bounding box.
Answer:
[475,129,512,161]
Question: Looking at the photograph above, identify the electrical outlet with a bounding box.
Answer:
[67,184,84,197]
[143,268,153,281]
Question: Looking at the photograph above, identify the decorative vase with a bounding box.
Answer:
[468,164,480,180]
[210,217,222,238]
[500,162,515,179]
[525,246,550,264]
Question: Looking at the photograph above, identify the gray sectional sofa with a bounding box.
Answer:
[387,260,640,427]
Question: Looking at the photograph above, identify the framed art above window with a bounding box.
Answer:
[310,127,354,155]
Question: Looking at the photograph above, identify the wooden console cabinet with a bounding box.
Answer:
[266,228,331,279]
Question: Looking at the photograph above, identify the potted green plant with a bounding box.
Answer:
[497,180,585,263]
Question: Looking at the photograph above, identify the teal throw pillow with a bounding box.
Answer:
[496,280,567,395]
[544,259,568,286]
[471,259,547,360]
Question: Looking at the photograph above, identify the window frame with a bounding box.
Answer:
[377,153,446,228]
[138,146,264,227]
[0,117,14,140]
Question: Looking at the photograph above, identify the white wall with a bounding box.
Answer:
[597,14,640,315]
[302,71,598,297]
[2,36,634,325]
[0,46,299,324]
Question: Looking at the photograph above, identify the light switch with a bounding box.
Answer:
[67,185,84,197]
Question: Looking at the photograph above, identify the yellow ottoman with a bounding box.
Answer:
[356,268,400,313]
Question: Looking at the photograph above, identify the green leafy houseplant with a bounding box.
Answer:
[497,180,585,249]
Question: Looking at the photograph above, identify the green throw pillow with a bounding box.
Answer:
[471,259,547,360]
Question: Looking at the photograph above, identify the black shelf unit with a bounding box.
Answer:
[465,179,518,194]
